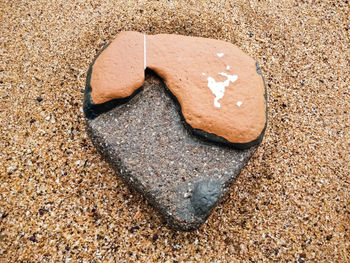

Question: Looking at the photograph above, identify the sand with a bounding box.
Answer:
[1,0,349,262]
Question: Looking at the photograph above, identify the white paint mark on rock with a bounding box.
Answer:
[237,101,243,107]
[217,53,224,57]
[207,72,238,108]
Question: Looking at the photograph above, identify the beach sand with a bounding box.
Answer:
[1,0,349,261]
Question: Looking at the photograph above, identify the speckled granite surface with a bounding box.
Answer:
[1,0,349,262]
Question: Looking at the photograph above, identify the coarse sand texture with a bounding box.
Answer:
[1,1,349,262]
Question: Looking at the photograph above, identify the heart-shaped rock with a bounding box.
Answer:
[83,32,267,230]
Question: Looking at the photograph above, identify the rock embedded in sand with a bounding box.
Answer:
[89,31,267,147]
[83,32,268,230]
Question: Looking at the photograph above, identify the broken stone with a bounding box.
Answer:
[90,31,267,147]
[83,32,267,231]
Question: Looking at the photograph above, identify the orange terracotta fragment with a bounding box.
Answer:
[90,31,266,144]
[91,31,145,103]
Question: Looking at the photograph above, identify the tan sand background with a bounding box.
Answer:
[1,0,349,262]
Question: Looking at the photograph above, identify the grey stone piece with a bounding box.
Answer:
[86,75,258,231]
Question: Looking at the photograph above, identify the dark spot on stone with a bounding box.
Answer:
[30,118,36,124]
[190,179,221,216]
[36,97,43,102]
[282,103,287,108]
[96,234,103,240]
[326,235,332,241]
[65,246,70,251]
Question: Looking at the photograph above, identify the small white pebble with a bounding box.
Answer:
[45,115,50,121]
[226,65,230,70]
[217,53,224,57]
[202,72,206,76]
[237,101,243,107]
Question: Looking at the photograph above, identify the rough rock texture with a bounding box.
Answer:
[90,32,267,145]
[86,74,258,231]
